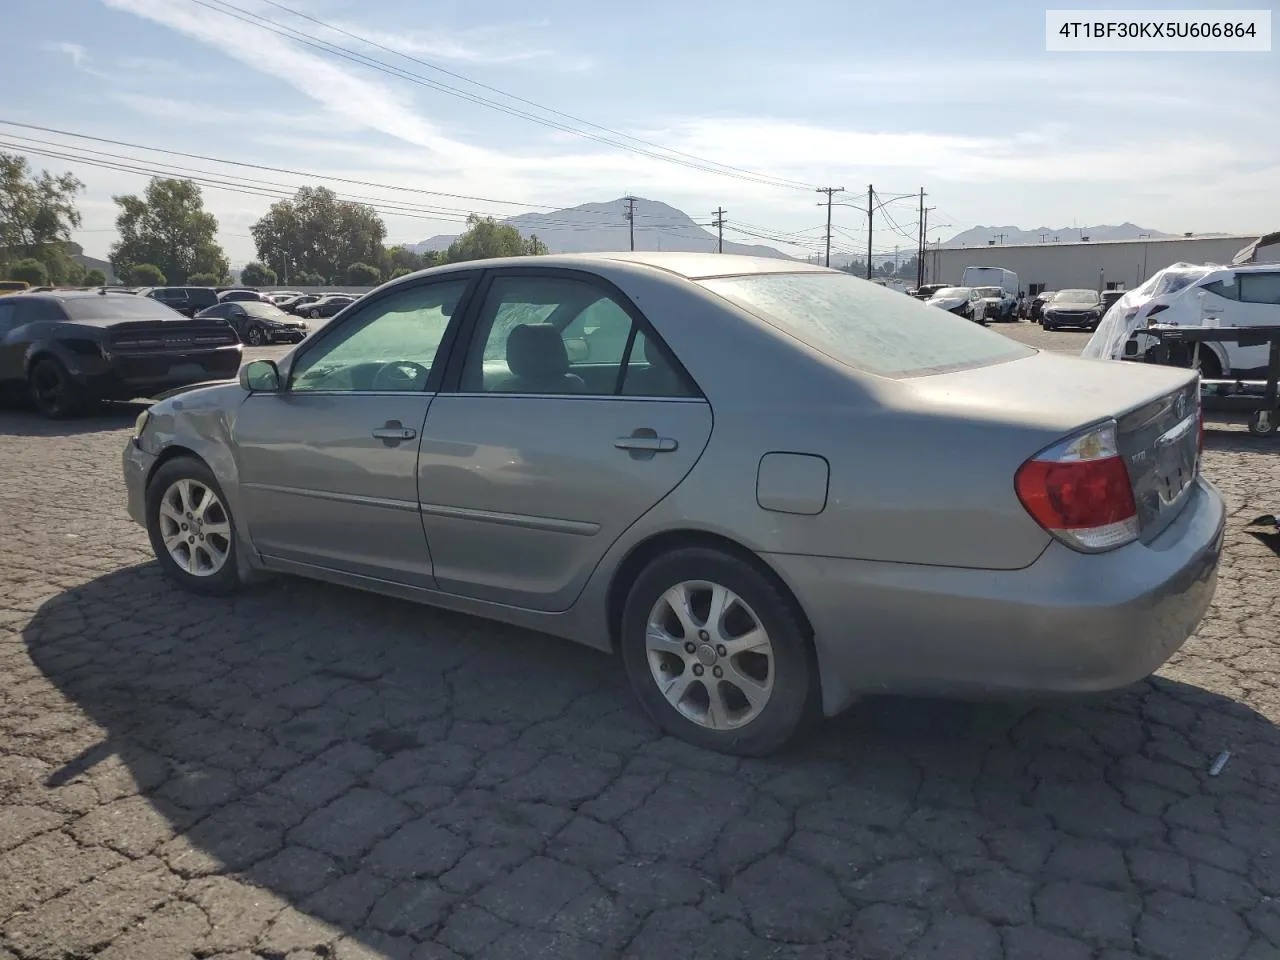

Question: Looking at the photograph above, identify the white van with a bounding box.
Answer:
[961,266,1018,295]
[1083,263,1280,379]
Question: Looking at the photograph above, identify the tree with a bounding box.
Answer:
[109,178,228,285]
[123,263,166,286]
[0,153,84,276]
[382,244,424,276]
[421,249,443,269]
[526,234,549,256]
[9,258,47,286]
[84,268,107,287]
[251,186,387,283]
[241,261,277,287]
[445,215,542,264]
[187,272,221,286]
[295,270,324,285]
[390,267,415,279]
[346,262,380,285]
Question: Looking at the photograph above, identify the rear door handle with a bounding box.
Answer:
[372,420,416,444]
[615,429,677,454]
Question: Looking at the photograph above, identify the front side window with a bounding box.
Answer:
[290,280,468,393]
[699,272,1032,378]
[463,275,694,397]
[1239,273,1280,305]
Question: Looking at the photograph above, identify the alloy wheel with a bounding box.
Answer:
[246,326,264,346]
[31,366,66,415]
[645,580,775,730]
[157,478,232,576]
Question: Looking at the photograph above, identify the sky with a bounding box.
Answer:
[4,0,1277,266]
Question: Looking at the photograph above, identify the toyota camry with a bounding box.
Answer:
[123,253,1225,755]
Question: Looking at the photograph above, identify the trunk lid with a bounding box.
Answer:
[106,318,240,353]
[900,350,1200,542]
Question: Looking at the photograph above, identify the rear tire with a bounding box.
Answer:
[28,358,88,419]
[619,547,819,757]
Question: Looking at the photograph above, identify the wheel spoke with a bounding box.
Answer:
[175,479,194,515]
[705,681,732,730]
[660,584,700,639]
[723,659,771,712]
[705,584,733,640]
[645,623,688,657]
[659,670,695,706]
[163,532,186,552]
[202,539,228,564]
[193,486,216,521]
[202,520,231,538]
[723,626,770,656]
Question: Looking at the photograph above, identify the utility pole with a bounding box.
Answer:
[623,196,637,251]
[866,184,874,280]
[711,207,726,253]
[993,232,1007,245]
[917,200,935,289]
[815,187,844,267]
[915,187,925,288]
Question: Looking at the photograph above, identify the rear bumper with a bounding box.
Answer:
[72,347,243,400]
[767,477,1226,713]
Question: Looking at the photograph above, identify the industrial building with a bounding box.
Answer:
[926,234,1260,295]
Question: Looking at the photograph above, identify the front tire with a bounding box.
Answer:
[619,547,818,757]
[146,457,243,596]
[245,324,265,346]
[29,358,88,419]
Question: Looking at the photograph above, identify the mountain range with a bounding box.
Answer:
[409,198,792,259]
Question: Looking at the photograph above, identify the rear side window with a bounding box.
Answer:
[62,297,183,320]
[1240,273,1280,305]
[186,288,219,307]
[1199,279,1240,301]
[699,272,1032,378]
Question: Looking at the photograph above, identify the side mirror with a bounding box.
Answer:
[240,359,281,392]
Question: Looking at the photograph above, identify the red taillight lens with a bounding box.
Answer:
[1015,421,1139,553]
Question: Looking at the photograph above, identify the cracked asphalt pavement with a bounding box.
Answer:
[2,324,1280,959]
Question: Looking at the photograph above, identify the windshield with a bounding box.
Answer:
[240,302,291,319]
[698,272,1032,378]
[974,287,1003,298]
[62,296,182,320]
[1052,289,1099,304]
[932,287,971,299]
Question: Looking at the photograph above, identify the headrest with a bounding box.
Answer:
[506,324,569,379]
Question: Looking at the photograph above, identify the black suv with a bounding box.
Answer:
[0,292,242,418]
[137,286,219,317]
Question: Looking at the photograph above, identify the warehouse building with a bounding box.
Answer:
[926,234,1260,295]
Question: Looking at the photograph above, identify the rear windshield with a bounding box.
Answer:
[61,296,182,320]
[933,287,971,298]
[698,272,1033,378]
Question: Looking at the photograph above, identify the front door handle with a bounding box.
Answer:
[372,420,416,445]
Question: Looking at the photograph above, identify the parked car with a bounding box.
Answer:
[266,290,303,303]
[1084,263,1280,379]
[123,253,1224,756]
[300,294,357,319]
[196,300,309,346]
[1100,290,1125,315]
[972,286,1017,322]
[1041,289,1104,331]
[913,283,953,301]
[0,291,241,418]
[137,286,219,318]
[0,281,30,297]
[278,294,321,314]
[926,285,984,322]
[218,289,269,304]
[1029,291,1056,322]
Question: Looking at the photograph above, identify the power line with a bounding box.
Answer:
[253,0,815,192]
[187,0,816,191]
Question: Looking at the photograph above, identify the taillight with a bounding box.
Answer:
[1014,420,1139,553]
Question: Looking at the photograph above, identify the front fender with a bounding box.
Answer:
[139,383,264,578]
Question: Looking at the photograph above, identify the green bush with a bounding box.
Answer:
[345,262,381,285]
[9,258,48,286]
[123,263,166,286]
[83,268,107,287]
[187,272,221,286]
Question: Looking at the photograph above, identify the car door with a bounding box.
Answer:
[417,269,713,612]
[1194,273,1277,375]
[233,274,477,587]
[0,300,22,384]
[1232,272,1280,377]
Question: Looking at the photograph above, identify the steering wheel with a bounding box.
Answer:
[371,360,430,391]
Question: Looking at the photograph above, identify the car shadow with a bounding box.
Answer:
[0,403,149,438]
[17,559,1280,957]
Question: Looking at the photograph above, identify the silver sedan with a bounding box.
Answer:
[123,253,1225,756]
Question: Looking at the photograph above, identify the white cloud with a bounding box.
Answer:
[43,41,103,76]
[334,22,592,71]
